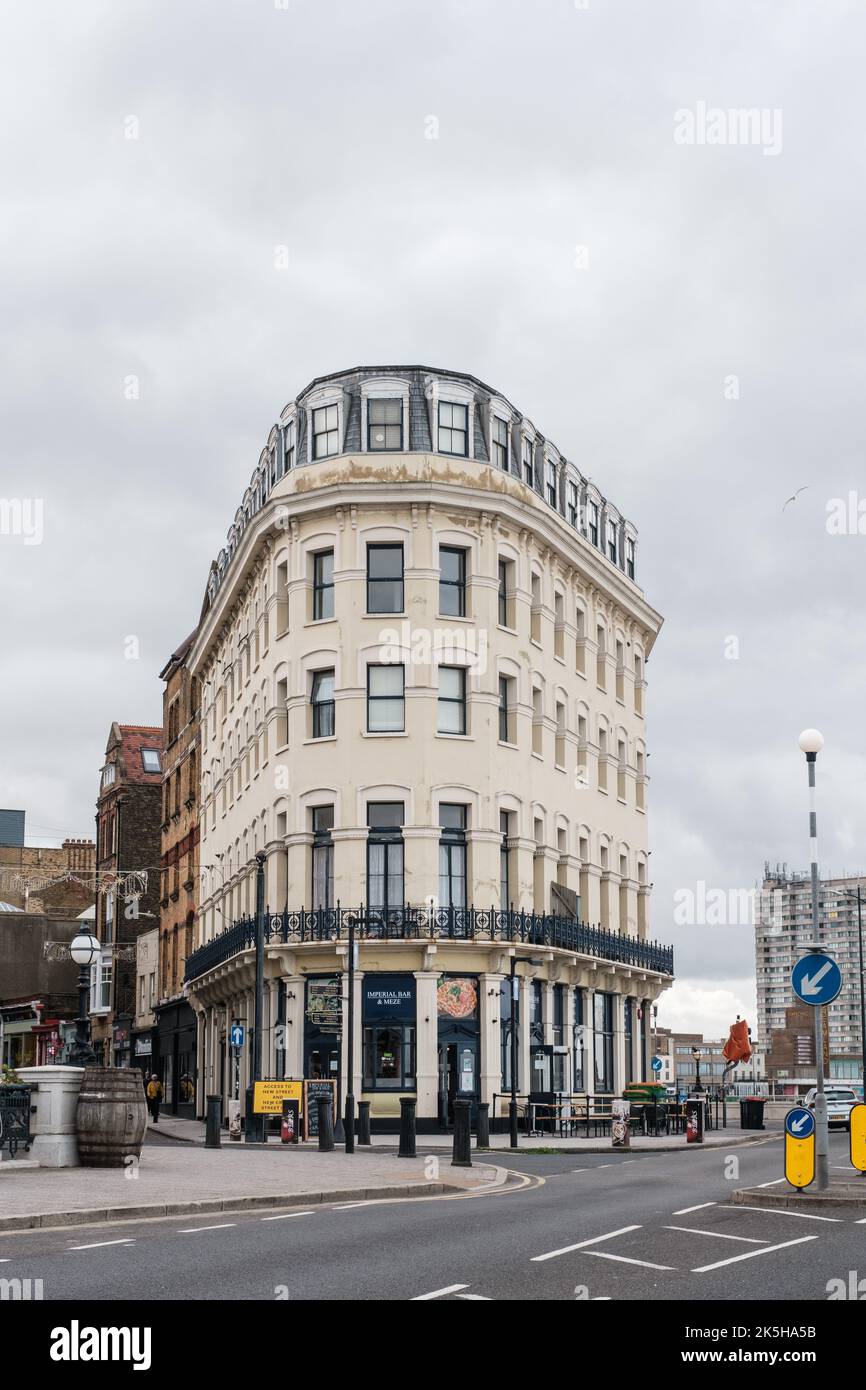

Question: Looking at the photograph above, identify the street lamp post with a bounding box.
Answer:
[508,952,544,1149]
[799,728,829,1190]
[67,930,100,1067]
[692,1046,703,1093]
[245,852,267,1144]
[344,911,356,1154]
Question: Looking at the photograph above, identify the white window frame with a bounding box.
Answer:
[360,377,410,453]
[306,388,344,463]
[425,377,475,460]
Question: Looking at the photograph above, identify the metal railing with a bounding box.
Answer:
[185,904,674,983]
[0,1085,33,1159]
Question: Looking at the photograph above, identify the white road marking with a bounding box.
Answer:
[663,1226,768,1244]
[260,1212,315,1221]
[531,1225,641,1262]
[456,1293,492,1300]
[755,1178,787,1188]
[571,1168,589,1174]
[67,1239,135,1250]
[593,1295,612,1300]
[586,1251,676,1271]
[333,1202,370,1210]
[177,1223,237,1234]
[733,1205,842,1223]
[672,1201,716,1216]
[691,1234,817,1274]
[412,1284,469,1300]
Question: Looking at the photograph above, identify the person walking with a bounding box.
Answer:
[146,1073,164,1124]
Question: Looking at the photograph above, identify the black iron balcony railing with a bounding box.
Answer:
[184,905,674,984]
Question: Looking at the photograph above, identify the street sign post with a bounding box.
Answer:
[784,1106,816,1189]
[850,1103,866,1174]
[791,953,842,1007]
[791,949,842,1193]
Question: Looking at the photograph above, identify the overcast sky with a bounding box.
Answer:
[2,0,864,1037]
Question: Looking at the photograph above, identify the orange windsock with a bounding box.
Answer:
[722,1017,752,1065]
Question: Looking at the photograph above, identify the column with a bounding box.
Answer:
[414,971,440,1122]
[283,975,306,1079]
[404,827,439,907]
[613,992,626,1095]
[479,971,504,1111]
[519,976,532,1096]
[583,864,602,926]
[583,986,595,1095]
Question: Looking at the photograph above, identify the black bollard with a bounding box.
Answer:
[205,1095,222,1149]
[476,1101,490,1148]
[357,1100,372,1145]
[317,1095,335,1152]
[452,1098,472,1167]
[398,1096,416,1158]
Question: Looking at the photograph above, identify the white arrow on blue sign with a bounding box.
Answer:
[651,1056,663,1071]
[785,1106,815,1139]
[230,1024,245,1048]
[791,952,842,1006]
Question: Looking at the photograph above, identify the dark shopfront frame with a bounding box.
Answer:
[362,974,417,1106]
[155,999,197,1117]
[437,973,480,1129]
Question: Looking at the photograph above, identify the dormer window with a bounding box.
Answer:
[312,404,339,459]
[367,398,403,451]
[101,763,116,791]
[437,401,468,456]
[141,749,161,774]
[607,519,618,564]
[626,536,635,579]
[546,459,558,508]
[521,436,534,487]
[567,481,578,527]
[588,501,599,546]
[492,415,509,470]
[283,420,295,471]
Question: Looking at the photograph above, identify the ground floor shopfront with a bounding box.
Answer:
[187,937,670,1130]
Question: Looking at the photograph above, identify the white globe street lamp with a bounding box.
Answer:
[67,930,100,1067]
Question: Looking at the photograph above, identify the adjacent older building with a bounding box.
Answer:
[0,814,95,918]
[0,911,82,1068]
[184,365,673,1128]
[92,723,164,1066]
[155,632,201,1114]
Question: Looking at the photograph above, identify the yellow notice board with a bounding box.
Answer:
[253,1080,303,1115]
[850,1103,866,1172]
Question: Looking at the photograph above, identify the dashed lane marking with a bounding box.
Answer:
[663,1226,768,1244]
[672,1202,716,1216]
[691,1235,818,1274]
[755,1178,787,1188]
[531,1225,641,1263]
[585,1250,676,1271]
[260,1212,315,1221]
[412,1284,469,1300]
[177,1223,237,1234]
[733,1205,842,1223]
[67,1239,135,1250]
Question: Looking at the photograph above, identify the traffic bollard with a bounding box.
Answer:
[317,1095,335,1151]
[399,1096,417,1158]
[205,1095,222,1149]
[452,1098,472,1167]
[476,1101,490,1148]
[357,1100,372,1145]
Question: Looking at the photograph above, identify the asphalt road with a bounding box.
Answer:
[2,1132,864,1301]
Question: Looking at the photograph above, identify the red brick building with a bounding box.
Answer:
[92,723,164,1066]
[154,631,201,1114]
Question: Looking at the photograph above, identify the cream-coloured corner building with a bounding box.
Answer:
[184,365,672,1130]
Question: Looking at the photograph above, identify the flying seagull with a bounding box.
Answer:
[782,486,809,512]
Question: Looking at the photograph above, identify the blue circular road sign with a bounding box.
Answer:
[651,1056,663,1072]
[791,951,842,1007]
[785,1106,815,1139]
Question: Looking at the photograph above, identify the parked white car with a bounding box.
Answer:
[803,1086,859,1129]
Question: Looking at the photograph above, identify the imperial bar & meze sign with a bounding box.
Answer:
[363,975,416,1020]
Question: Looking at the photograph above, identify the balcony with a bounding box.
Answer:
[184,905,674,984]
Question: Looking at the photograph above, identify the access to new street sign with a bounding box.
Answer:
[791,951,843,1007]
[784,1107,816,1190]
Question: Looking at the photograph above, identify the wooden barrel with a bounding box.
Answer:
[76,1067,147,1168]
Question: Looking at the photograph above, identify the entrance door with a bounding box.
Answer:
[439,1038,478,1126]
[305,1041,340,1082]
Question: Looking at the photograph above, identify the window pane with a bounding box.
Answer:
[369,698,404,731]
[369,665,403,697]
[439,667,463,700]
[368,545,403,578]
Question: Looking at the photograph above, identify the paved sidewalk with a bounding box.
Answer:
[0,1142,499,1232]
[147,1114,777,1154]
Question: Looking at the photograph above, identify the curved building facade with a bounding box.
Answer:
[185,366,672,1128]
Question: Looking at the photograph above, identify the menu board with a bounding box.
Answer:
[303,1079,336,1138]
